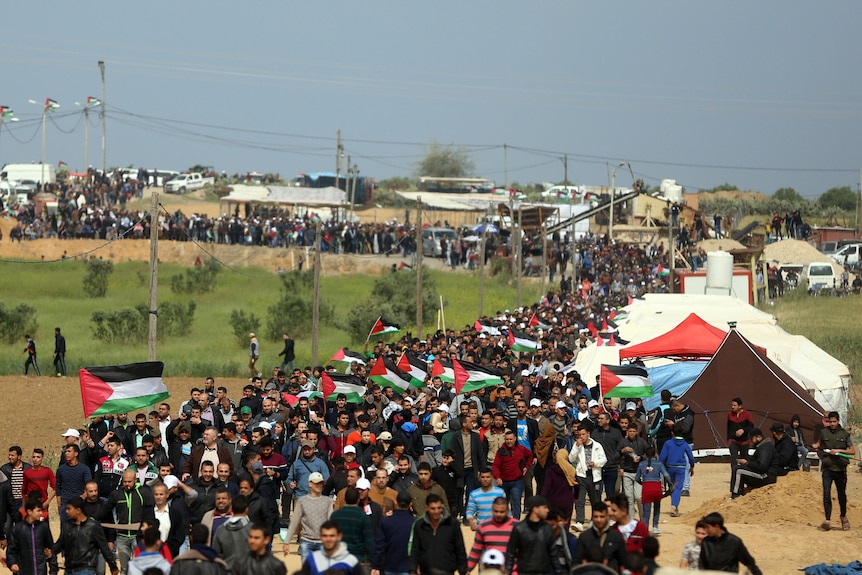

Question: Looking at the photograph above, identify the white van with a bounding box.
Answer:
[799,262,837,292]
[830,243,861,267]
[422,227,458,258]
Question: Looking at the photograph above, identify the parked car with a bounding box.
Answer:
[799,262,837,292]
[164,172,214,194]
[422,227,458,258]
[829,243,862,267]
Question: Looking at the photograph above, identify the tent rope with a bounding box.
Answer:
[701,409,726,450]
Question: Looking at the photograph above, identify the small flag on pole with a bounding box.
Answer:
[329,348,366,365]
[79,362,170,418]
[507,329,540,353]
[368,317,400,340]
[451,358,469,394]
[396,352,428,387]
[86,97,102,106]
[368,357,413,393]
[44,98,60,110]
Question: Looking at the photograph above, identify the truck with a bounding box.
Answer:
[0,163,56,185]
[163,172,214,194]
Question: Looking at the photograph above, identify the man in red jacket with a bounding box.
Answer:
[491,431,532,520]
[608,492,649,553]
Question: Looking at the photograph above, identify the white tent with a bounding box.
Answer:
[575,294,851,420]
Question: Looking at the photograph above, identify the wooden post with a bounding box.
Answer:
[311,219,322,366]
[147,191,159,360]
[416,197,423,339]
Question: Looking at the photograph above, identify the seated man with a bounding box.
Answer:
[729,428,775,499]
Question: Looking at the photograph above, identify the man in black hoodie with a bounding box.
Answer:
[730,428,775,499]
[409,493,466,575]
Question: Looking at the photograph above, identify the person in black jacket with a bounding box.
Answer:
[770,422,799,476]
[699,512,762,574]
[373,491,413,575]
[7,498,55,575]
[504,496,562,575]
[52,497,118,575]
[53,327,67,377]
[730,428,775,499]
[409,493,466,575]
[98,470,155,575]
[571,501,627,571]
[278,333,295,372]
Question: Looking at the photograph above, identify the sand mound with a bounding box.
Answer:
[683,471,858,527]
[763,239,845,274]
[696,238,746,252]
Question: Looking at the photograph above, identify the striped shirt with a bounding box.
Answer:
[467,516,519,572]
[465,486,506,524]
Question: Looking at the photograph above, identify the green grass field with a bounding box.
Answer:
[0,258,543,376]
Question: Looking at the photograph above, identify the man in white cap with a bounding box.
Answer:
[479,549,505,575]
[528,398,551,435]
[356,477,383,533]
[282,471,333,562]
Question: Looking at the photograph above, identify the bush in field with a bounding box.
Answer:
[83,259,114,297]
[266,271,333,340]
[345,266,438,342]
[230,309,261,347]
[170,258,221,294]
[0,302,38,344]
[91,301,196,343]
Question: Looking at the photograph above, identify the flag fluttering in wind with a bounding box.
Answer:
[79,362,169,418]
[507,329,540,353]
[44,98,60,110]
[474,320,501,336]
[451,358,469,394]
[368,357,413,392]
[329,348,366,365]
[599,364,653,398]
[320,372,366,403]
[431,358,455,383]
[368,317,400,340]
[86,97,102,106]
[397,352,428,387]
[456,360,505,393]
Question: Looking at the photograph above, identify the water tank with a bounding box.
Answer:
[660,179,683,203]
[706,251,734,290]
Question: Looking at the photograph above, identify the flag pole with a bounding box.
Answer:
[439,295,445,332]
[367,316,381,343]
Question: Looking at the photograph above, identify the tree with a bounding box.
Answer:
[773,187,804,203]
[378,176,416,191]
[819,186,856,212]
[83,259,114,297]
[703,183,739,193]
[415,141,475,178]
[266,272,333,340]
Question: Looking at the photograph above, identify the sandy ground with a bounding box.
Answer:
[0,375,858,574]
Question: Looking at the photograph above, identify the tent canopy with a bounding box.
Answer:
[620,313,727,360]
[680,329,825,451]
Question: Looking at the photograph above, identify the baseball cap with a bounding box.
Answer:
[555,401,568,410]
[257,421,272,430]
[250,461,264,473]
[481,550,505,567]
[308,472,325,484]
[61,428,80,438]
[478,333,487,339]
[301,439,316,449]
[524,495,549,512]
[356,478,371,490]
[162,475,179,490]
[240,406,252,415]
[529,398,541,407]
[438,404,449,413]
[343,445,356,454]
[588,399,599,408]
[249,332,256,338]
[625,401,637,411]
[378,431,393,441]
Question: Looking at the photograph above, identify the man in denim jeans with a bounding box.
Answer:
[282,471,333,563]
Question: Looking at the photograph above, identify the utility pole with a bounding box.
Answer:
[563,154,568,185]
[517,206,523,307]
[311,219,322,366]
[608,162,624,241]
[98,61,106,176]
[82,106,89,171]
[540,220,547,297]
[416,197,424,338]
[668,215,674,293]
[147,191,159,360]
[503,144,509,189]
[40,103,46,185]
[335,129,342,191]
[478,203,490,317]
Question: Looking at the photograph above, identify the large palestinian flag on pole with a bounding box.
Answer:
[431,358,455,383]
[397,352,428,387]
[368,356,413,393]
[320,372,367,403]
[457,360,506,393]
[79,362,170,418]
[599,364,653,398]
[507,329,540,353]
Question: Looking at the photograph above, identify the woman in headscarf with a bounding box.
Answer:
[540,448,579,527]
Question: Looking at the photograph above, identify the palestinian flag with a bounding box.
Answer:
[528,314,550,329]
[397,352,428,387]
[474,320,501,336]
[329,348,366,365]
[507,329,540,353]
[368,317,400,340]
[451,358,470,394]
[87,97,102,106]
[320,372,366,403]
[587,321,598,338]
[657,264,670,277]
[431,358,455,383]
[0,107,14,118]
[79,362,170,418]
[457,360,505,393]
[368,356,413,392]
[599,364,653,398]
[45,98,60,110]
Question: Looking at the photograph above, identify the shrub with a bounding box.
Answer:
[83,259,114,297]
[230,309,261,347]
[170,258,220,294]
[90,301,196,343]
[0,302,38,344]
[266,272,334,340]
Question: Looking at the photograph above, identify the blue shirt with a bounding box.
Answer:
[466,486,506,523]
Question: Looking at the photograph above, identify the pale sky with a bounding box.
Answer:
[1,2,860,199]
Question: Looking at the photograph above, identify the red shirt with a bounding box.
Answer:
[614,518,650,553]
[492,444,533,482]
[22,466,55,502]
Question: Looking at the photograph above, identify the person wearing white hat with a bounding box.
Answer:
[479,549,505,575]
[430,404,450,437]
[281,470,333,562]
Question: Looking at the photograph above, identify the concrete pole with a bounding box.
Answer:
[148,191,159,360]
[311,219,322,366]
[416,197,424,338]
